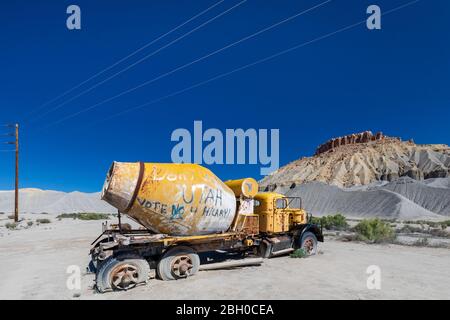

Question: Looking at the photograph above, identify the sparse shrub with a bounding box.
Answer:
[290,248,307,258]
[440,220,450,229]
[429,228,449,238]
[354,218,395,243]
[397,225,423,234]
[27,221,33,227]
[397,224,450,238]
[78,213,110,220]
[7,215,14,219]
[36,218,51,224]
[338,234,358,242]
[311,214,348,231]
[56,213,110,220]
[413,237,429,247]
[56,213,78,220]
[5,222,18,230]
[310,216,320,224]
[403,220,450,229]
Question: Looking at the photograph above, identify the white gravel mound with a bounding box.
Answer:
[0,188,115,214]
[379,177,450,216]
[283,182,443,220]
[422,177,450,189]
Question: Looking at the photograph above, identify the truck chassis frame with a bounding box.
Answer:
[90,219,323,292]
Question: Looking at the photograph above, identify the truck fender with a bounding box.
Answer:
[294,224,324,243]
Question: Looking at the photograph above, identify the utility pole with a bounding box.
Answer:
[14,124,19,223]
[1,123,18,222]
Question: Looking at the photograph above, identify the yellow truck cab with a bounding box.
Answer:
[252,192,323,258]
[253,192,307,233]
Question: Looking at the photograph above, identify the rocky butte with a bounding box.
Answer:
[260,131,450,189]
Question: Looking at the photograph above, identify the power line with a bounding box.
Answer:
[24,0,226,119]
[89,0,420,124]
[27,0,247,124]
[36,0,331,129]
[37,0,420,131]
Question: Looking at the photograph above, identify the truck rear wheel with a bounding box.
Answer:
[299,231,318,255]
[157,246,200,281]
[96,254,150,293]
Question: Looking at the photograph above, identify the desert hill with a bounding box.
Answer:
[260,131,450,189]
[0,188,115,214]
[260,132,450,219]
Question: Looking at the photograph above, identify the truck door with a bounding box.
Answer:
[274,198,288,232]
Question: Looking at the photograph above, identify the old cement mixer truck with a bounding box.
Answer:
[90,162,323,292]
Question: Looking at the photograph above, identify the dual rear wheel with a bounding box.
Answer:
[157,246,200,281]
[95,246,200,293]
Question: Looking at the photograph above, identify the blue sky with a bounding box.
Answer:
[0,0,449,192]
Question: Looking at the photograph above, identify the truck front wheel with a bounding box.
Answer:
[299,231,318,255]
[157,246,200,281]
[95,254,150,292]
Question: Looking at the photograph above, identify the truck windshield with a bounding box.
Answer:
[286,197,302,209]
[275,198,287,209]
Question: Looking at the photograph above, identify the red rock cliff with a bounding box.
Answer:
[314,131,401,155]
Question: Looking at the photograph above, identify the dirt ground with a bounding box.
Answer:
[0,216,449,300]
